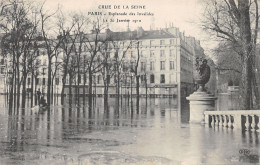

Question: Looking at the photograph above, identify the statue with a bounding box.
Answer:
[194,57,211,92]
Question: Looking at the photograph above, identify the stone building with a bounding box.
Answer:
[60,26,203,97]
[0,26,206,98]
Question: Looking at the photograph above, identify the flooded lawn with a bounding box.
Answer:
[0,96,259,165]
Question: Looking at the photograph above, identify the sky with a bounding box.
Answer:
[42,0,213,56]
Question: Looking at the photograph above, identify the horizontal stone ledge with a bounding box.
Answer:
[186,97,217,101]
[204,110,260,115]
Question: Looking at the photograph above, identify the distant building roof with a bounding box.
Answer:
[69,28,177,42]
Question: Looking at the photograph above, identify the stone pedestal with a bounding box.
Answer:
[186,91,217,124]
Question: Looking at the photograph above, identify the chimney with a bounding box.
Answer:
[137,27,144,38]
[127,22,130,31]
[106,28,111,33]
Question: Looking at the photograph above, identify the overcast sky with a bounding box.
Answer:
[42,0,214,56]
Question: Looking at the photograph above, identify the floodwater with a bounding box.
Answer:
[0,95,259,165]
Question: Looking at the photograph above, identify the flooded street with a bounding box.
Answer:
[0,95,259,165]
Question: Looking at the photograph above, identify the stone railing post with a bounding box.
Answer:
[227,115,231,128]
[233,114,241,129]
[229,115,234,129]
[244,115,250,131]
[257,115,260,132]
[205,114,209,124]
[251,115,256,132]
[217,115,220,126]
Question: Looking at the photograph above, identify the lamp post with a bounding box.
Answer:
[130,73,132,99]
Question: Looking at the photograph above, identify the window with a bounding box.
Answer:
[56,78,59,85]
[160,40,165,45]
[78,75,81,84]
[123,63,128,72]
[150,74,155,83]
[150,61,154,71]
[160,74,165,83]
[37,59,41,65]
[1,67,4,74]
[150,50,155,58]
[0,59,4,65]
[114,51,119,58]
[141,62,146,72]
[42,78,45,85]
[160,61,165,70]
[160,50,165,57]
[43,59,47,65]
[97,75,101,84]
[170,39,174,45]
[131,51,135,58]
[36,78,39,85]
[113,75,117,83]
[131,62,135,71]
[150,40,155,46]
[141,75,146,82]
[72,45,76,52]
[170,61,174,70]
[107,75,110,84]
[28,78,31,85]
[42,68,46,74]
[141,50,144,57]
[170,49,174,57]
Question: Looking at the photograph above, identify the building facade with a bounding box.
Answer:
[0,26,206,97]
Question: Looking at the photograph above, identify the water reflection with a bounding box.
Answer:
[0,96,259,164]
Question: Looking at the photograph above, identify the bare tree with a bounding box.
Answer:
[202,0,260,109]
[130,40,141,98]
[56,11,83,104]
[39,2,61,105]
[111,40,131,98]
[0,0,39,110]
[84,17,107,104]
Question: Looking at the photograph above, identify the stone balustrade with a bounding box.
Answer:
[204,110,260,131]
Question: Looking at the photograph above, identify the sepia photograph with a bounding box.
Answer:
[0,0,259,164]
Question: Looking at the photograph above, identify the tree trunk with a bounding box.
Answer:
[13,66,17,112]
[77,70,80,104]
[61,77,66,104]
[9,60,15,110]
[145,75,148,99]
[83,72,86,105]
[136,75,140,98]
[47,57,52,105]
[117,72,120,97]
[21,67,27,109]
[238,0,253,110]
[240,58,252,109]
[16,65,21,111]
[104,82,109,103]
[51,77,54,105]
[88,70,92,104]
[69,73,72,105]
[31,73,34,107]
